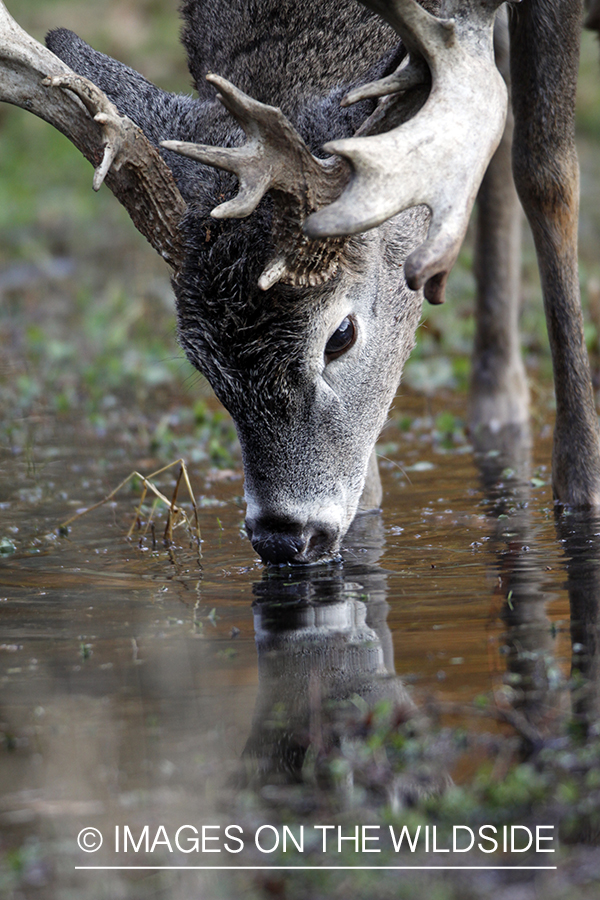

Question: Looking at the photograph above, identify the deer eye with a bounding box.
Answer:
[325,316,356,361]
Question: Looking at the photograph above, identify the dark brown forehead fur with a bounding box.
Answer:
[171,5,409,420]
[174,170,369,420]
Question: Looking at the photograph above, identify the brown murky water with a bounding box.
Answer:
[0,388,598,897]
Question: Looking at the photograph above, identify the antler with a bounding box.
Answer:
[0,1,185,269]
[162,74,351,290]
[305,0,508,304]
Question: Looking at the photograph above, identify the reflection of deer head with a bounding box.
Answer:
[241,514,417,791]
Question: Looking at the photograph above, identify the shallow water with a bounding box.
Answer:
[0,389,598,896]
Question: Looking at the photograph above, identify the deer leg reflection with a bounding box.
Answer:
[474,429,567,749]
[475,427,600,752]
[555,513,600,735]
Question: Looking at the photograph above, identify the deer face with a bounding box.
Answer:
[177,207,427,564]
[159,2,503,565]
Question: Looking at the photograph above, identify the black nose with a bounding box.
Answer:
[246,517,338,565]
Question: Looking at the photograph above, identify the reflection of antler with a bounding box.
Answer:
[0,1,185,268]
[306,0,508,304]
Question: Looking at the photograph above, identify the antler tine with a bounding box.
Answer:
[305,0,508,304]
[162,73,348,222]
[341,56,429,107]
[160,136,273,219]
[162,72,351,290]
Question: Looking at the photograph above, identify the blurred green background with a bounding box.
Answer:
[2,0,600,449]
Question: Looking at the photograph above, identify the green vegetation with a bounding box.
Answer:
[216,693,600,899]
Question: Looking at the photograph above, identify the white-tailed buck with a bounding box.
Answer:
[1,0,599,564]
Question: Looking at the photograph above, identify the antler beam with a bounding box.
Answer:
[305,0,508,304]
[0,1,185,269]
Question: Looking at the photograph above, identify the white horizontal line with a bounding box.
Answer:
[75,866,558,871]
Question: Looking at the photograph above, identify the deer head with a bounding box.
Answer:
[0,0,507,564]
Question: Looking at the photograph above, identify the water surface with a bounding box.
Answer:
[0,389,597,896]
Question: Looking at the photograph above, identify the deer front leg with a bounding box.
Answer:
[470,16,528,439]
[357,448,383,513]
[510,0,600,508]
[470,105,528,437]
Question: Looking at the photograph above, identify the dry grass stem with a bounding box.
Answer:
[59,458,202,556]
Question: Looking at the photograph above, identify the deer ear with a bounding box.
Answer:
[45,24,223,207]
[46,28,89,68]
[46,28,143,113]
[46,28,172,147]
